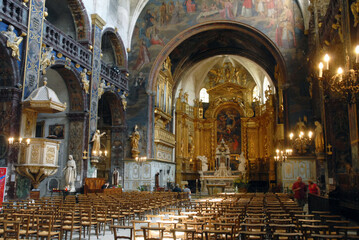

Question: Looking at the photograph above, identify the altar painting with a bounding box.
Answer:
[216,108,241,154]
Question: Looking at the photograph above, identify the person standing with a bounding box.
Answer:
[308,180,320,195]
[292,176,307,208]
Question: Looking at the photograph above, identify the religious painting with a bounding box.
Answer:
[48,124,65,139]
[216,108,241,154]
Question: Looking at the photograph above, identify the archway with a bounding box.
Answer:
[46,0,91,43]
[97,91,125,182]
[35,62,87,196]
[102,28,128,68]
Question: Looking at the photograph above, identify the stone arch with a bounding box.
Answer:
[67,0,91,43]
[148,21,287,93]
[49,60,87,112]
[102,28,128,68]
[0,34,21,87]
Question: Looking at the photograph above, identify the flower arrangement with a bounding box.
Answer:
[233,177,249,189]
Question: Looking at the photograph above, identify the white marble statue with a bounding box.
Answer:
[198,156,208,172]
[63,155,76,192]
[238,152,246,172]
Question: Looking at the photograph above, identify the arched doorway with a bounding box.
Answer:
[35,62,86,196]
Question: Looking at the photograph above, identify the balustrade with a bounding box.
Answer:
[0,0,28,31]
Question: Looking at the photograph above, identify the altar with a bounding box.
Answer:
[199,139,246,194]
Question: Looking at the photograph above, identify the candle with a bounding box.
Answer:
[319,62,323,77]
[289,132,294,140]
[19,137,22,143]
[356,45,359,63]
[26,138,30,145]
[324,54,330,70]
[337,67,343,82]
[308,131,313,139]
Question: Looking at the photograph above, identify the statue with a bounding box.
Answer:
[198,156,208,172]
[295,117,306,133]
[121,91,128,111]
[81,68,89,94]
[112,168,120,186]
[352,0,359,27]
[40,46,55,75]
[130,125,140,158]
[98,80,106,99]
[1,25,23,61]
[314,121,324,153]
[63,155,77,192]
[91,130,106,156]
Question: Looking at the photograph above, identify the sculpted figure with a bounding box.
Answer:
[81,68,89,94]
[91,130,106,156]
[121,91,128,111]
[1,25,23,61]
[40,46,55,74]
[314,121,324,153]
[130,125,140,151]
[63,155,76,192]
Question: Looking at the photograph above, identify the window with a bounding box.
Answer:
[263,76,270,96]
[199,88,209,103]
[252,85,259,101]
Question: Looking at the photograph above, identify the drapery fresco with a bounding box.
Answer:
[216,108,241,154]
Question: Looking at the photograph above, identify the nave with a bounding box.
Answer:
[1,192,359,240]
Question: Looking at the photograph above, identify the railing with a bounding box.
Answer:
[0,0,129,91]
[43,20,92,69]
[101,61,128,91]
[0,0,28,31]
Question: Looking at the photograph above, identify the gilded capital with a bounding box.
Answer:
[90,14,106,29]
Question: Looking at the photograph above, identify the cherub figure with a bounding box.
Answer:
[1,25,23,61]
[40,46,55,75]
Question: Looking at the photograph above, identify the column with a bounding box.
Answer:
[87,14,106,178]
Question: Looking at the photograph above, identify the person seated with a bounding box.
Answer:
[101,182,110,189]
[172,184,182,192]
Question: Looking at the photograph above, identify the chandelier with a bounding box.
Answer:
[318,47,359,103]
[8,137,31,148]
[289,131,313,154]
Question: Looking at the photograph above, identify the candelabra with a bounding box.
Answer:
[289,131,313,154]
[135,156,147,165]
[274,148,292,162]
[90,148,108,167]
[318,48,359,104]
[8,137,31,148]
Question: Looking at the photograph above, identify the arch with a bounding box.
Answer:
[148,21,287,93]
[212,102,245,119]
[99,91,125,126]
[66,0,91,43]
[50,60,87,112]
[102,28,128,68]
[0,34,21,87]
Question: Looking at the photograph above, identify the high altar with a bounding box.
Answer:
[175,60,279,191]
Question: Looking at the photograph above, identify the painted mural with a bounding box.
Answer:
[216,108,241,154]
[129,0,304,76]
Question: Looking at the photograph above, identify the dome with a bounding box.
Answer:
[22,78,67,113]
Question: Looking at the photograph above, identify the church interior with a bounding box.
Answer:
[1,0,359,238]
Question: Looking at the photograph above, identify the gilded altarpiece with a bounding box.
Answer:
[175,62,276,184]
[154,57,175,163]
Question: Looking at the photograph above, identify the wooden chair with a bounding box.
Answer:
[132,220,151,240]
[311,234,344,239]
[273,232,303,240]
[3,220,20,240]
[111,225,134,240]
[170,228,196,240]
[36,215,61,240]
[80,207,99,239]
[333,226,359,239]
[60,211,82,240]
[141,226,165,240]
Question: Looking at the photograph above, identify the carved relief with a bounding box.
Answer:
[68,121,84,174]
[45,146,55,164]
[40,46,55,75]
[31,145,40,164]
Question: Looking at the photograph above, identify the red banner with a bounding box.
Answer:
[0,167,7,208]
